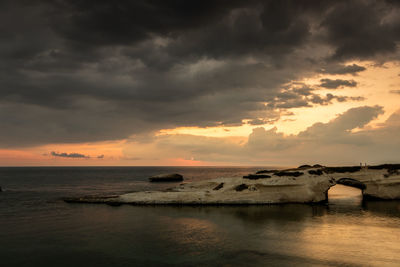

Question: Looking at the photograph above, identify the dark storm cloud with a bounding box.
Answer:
[247,118,279,126]
[322,0,400,60]
[267,84,364,109]
[319,79,357,89]
[319,64,366,75]
[1,0,400,147]
[310,94,365,105]
[51,151,88,158]
[48,0,247,47]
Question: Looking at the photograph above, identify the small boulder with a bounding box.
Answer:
[235,184,249,191]
[149,173,184,182]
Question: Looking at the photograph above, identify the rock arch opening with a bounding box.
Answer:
[328,178,366,204]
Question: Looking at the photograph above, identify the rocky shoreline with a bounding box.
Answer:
[64,164,400,205]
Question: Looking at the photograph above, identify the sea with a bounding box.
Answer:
[1,167,400,267]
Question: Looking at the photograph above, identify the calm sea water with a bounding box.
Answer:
[1,167,400,267]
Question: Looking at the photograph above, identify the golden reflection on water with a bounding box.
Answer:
[328,184,363,201]
[293,185,400,266]
[159,216,222,250]
[60,186,400,265]
[297,216,400,266]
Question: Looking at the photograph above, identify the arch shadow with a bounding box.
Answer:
[335,178,366,191]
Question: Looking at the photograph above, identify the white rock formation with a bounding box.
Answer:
[65,165,400,205]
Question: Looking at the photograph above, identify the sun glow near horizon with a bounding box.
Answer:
[1,60,400,166]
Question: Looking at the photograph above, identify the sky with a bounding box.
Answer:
[1,0,400,166]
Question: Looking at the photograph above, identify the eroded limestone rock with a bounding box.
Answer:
[65,164,400,205]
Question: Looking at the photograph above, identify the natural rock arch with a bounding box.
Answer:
[325,178,366,201]
[336,178,366,190]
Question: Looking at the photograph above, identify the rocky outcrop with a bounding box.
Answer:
[65,164,400,205]
[243,174,271,179]
[149,173,183,182]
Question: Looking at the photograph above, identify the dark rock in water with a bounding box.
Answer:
[273,171,303,177]
[256,169,278,174]
[336,178,366,190]
[243,174,271,180]
[149,173,183,182]
[213,183,224,190]
[298,164,312,169]
[235,184,249,191]
[308,169,324,176]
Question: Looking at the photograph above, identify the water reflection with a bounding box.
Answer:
[2,180,400,266]
[158,216,221,251]
[231,204,328,224]
[127,189,400,266]
[298,194,400,267]
[363,200,400,218]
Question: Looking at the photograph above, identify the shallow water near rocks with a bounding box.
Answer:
[1,167,400,266]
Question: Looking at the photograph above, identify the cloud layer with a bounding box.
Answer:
[1,0,400,149]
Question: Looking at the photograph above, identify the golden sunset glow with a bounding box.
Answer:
[156,61,400,141]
